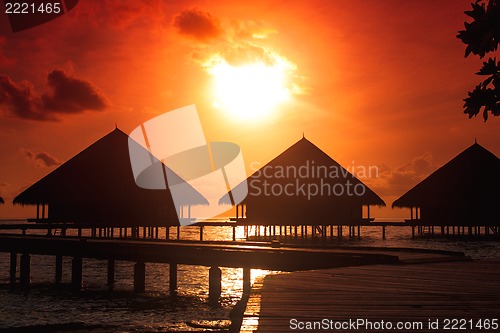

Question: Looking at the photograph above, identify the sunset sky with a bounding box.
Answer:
[0,0,498,218]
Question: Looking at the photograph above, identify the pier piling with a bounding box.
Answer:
[55,255,63,283]
[134,262,146,293]
[9,252,16,283]
[71,257,83,290]
[209,266,222,305]
[107,259,115,287]
[169,263,178,293]
[243,267,251,293]
[20,253,30,286]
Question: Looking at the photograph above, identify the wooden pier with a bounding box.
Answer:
[0,234,399,301]
[242,258,500,333]
[1,220,499,244]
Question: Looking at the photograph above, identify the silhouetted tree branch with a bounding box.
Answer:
[457,0,500,121]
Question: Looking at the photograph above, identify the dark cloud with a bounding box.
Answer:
[42,70,107,113]
[363,152,434,197]
[0,37,16,66]
[0,70,107,121]
[173,9,222,42]
[23,149,61,167]
[0,75,48,120]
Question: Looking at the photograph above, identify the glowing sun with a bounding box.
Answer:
[208,59,292,120]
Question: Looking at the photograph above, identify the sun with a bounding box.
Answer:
[208,58,293,120]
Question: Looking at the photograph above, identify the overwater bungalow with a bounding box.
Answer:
[392,142,500,226]
[224,136,385,226]
[13,128,206,227]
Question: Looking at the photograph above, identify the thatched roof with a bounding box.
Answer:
[221,136,385,206]
[14,128,207,211]
[392,142,499,209]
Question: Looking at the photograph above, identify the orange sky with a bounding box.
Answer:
[0,0,498,218]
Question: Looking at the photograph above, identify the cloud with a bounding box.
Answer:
[0,75,46,120]
[172,8,304,95]
[0,37,16,66]
[0,70,107,121]
[173,8,222,42]
[23,148,62,167]
[363,152,434,197]
[172,9,285,66]
[42,70,107,113]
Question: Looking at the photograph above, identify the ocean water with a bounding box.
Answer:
[0,222,499,332]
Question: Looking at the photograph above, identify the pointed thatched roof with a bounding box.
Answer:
[221,136,385,206]
[392,142,500,209]
[13,128,207,225]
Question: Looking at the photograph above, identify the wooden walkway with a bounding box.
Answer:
[242,258,500,332]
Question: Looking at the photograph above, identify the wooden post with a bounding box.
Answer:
[382,225,386,240]
[165,226,170,240]
[9,252,17,283]
[107,259,115,287]
[243,267,251,293]
[71,257,83,290]
[176,226,180,240]
[209,266,222,305]
[134,262,146,293]
[232,226,236,241]
[20,253,30,286]
[411,226,415,238]
[55,255,63,284]
[78,228,82,237]
[169,263,178,293]
[199,226,204,241]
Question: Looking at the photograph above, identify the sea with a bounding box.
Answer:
[0,220,499,332]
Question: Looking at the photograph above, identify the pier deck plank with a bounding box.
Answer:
[252,260,500,333]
